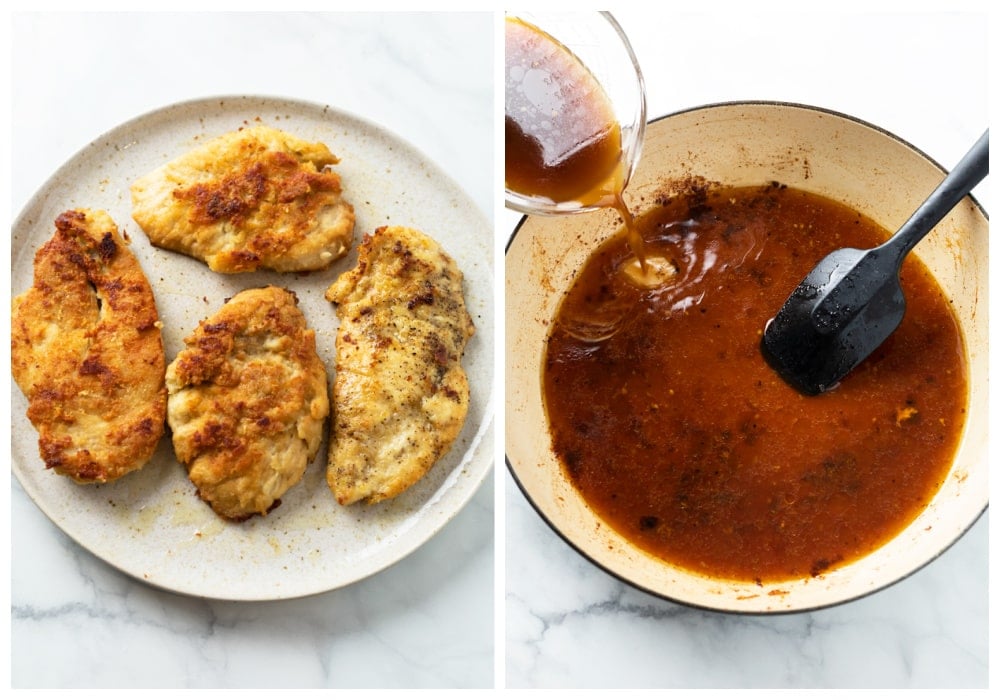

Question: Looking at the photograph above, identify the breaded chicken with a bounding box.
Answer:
[166,286,329,520]
[130,124,355,273]
[325,226,474,505]
[11,209,167,483]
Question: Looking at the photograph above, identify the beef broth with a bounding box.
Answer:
[505,16,665,279]
[505,16,622,206]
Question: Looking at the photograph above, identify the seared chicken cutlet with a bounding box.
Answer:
[325,226,474,505]
[11,209,167,483]
[166,286,329,520]
[131,125,355,273]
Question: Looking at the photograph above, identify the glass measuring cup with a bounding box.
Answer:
[505,12,647,216]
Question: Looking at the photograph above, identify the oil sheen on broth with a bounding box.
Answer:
[542,184,967,583]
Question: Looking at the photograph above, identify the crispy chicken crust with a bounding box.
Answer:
[325,226,474,505]
[130,124,355,273]
[11,209,167,483]
[166,286,330,520]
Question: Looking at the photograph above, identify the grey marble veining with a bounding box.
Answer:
[505,474,987,688]
[12,474,494,688]
[7,6,992,691]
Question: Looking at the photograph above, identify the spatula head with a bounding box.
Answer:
[760,247,906,395]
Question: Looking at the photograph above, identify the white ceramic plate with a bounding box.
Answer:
[11,95,494,601]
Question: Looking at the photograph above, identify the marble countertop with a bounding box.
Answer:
[504,8,989,689]
[8,11,494,689]
[6,7,993,691]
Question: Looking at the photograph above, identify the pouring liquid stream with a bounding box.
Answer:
[505,16,672,290]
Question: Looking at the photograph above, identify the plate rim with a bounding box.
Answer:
[11,93,495,602]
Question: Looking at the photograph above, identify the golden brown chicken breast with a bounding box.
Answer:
[11,209,167,483]
[325,226,475,505]
[166,286,329,520]
[130,124,355,273]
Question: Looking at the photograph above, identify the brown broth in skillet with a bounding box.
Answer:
[542,184,967,583]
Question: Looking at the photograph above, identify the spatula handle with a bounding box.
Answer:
[884,130,988,263]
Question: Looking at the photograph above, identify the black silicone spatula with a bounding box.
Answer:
[760,130,988,396]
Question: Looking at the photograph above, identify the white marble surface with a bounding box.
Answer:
[8,11,494,689]
[504,8,990,689]
[4,5,994,692]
